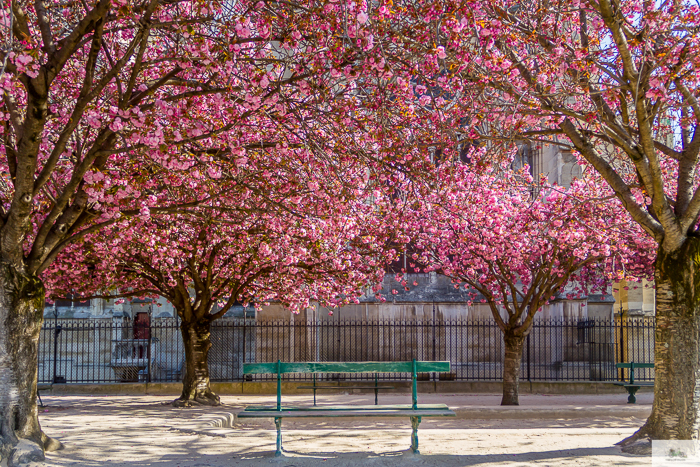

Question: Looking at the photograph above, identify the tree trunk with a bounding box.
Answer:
[621,238,700,447]
[173,319,221,407]
[501,332,525,406]
[0,262,62,465]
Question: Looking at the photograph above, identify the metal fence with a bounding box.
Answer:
[38,317,655,384]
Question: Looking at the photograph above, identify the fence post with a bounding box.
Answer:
[618,318,625,381]
[526,332,531,382]
[52,322,62,383]
[147,315,152,383]
[432,302,436,381]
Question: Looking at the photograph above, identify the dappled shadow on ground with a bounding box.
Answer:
[40,395,648,431]
[39,395,650,467]
[39,392,654,412]
[45,442,646,467]
[260,416,647,431]
[266,446,644,467]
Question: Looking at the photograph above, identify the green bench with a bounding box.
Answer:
[238,360,456,456]
[614,362,654,404]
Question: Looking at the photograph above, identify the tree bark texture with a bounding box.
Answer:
[173,319,221,407]
[501,333,525,406]
[624,238,700,443]
[0,262,62,465]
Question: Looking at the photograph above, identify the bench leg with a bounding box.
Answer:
[627,386,640,404]
[37,392,45,408]
[410,416,421,454]
[275,417,283,457]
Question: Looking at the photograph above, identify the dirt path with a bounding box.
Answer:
[37,394,652,466]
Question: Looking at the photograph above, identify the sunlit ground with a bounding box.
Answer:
[39,393,653,466]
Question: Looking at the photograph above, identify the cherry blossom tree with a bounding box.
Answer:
[365,0,700,443]
[408,160,654,405]
[0,0,446,462]
[46,163,400,407]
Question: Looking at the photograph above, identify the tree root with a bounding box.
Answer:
[617,425,651,447]
[500,394,519,406]
[172,392,221,408]
[618,437,652,456]
[616,425,653,455]
[6,439,45,466]
[42,432,64,452]
[1,431,62,466]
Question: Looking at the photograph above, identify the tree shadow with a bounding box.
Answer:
[260,445,645,466]
[40,394,649,466]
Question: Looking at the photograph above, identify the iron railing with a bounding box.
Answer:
[38,317,655,384]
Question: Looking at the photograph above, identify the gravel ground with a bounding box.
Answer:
[37,393,653,467]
